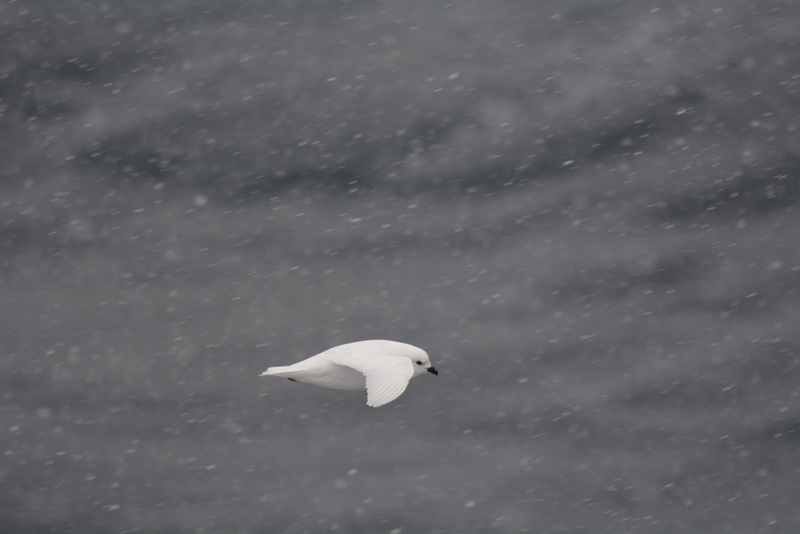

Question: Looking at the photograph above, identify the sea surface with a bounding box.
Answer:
[1,1,799,532]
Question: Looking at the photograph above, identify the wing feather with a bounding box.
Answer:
[327,354,414,407]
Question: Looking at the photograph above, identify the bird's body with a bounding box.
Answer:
[260,340,437,407]
[264,358,367,391]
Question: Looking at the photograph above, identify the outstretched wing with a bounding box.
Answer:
[327,354,415,407]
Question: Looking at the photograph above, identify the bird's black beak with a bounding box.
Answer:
[427,366,438,376]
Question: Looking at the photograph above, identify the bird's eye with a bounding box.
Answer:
[416,361,422,365]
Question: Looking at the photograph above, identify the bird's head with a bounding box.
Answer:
[407,348,437,377]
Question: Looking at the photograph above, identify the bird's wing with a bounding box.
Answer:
[327,354,415,407]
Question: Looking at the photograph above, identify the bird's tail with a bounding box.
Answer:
[259,365,296,377]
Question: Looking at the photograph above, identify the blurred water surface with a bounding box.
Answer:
[1,1,799,532]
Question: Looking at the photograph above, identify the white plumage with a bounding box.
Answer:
[259,340,438,407]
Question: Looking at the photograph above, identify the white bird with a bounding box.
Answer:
[259,340,438,407]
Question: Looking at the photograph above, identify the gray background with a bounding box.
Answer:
[2,1,800,532]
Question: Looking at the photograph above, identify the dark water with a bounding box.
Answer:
[2,1,799,532]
